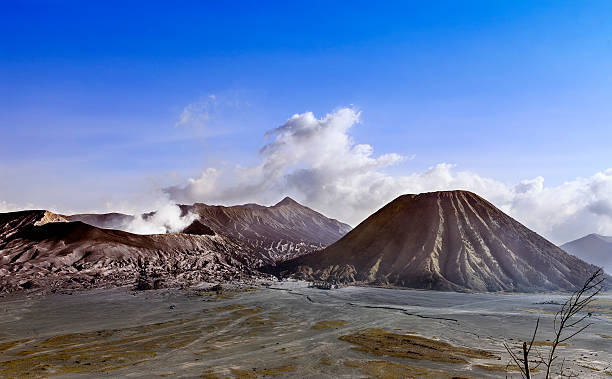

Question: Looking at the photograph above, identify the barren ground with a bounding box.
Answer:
[0,282,610,378]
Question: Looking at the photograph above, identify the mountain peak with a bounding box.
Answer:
[573,233,612,244]
[34,210,69,226]
[591,233,612,242]
[407,190,482,200]
[561,233,612,273]
[182,220,215,236]
[274,196,301,207]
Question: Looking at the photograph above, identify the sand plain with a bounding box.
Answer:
[0,282,610,378]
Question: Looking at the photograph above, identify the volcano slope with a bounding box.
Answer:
[179,197,351,262]
[280,190,598,292]
[0,210,263,295]
[67,197,351,264]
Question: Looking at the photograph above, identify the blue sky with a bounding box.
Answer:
[1,1,612,241]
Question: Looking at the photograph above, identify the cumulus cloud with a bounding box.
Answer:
[124,202,197,235]
[504,169,612,244]
[165,107,612,244]
[166,107,403,210]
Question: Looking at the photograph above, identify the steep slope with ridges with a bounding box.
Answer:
[65,198,351,263]
[281,191,597,292]
[180,197,351,261]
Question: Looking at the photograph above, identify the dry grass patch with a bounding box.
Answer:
[214,304,247,312]
[312,320,348,330]
[519,308,556,315]
[339,328,498,364]
[474,363,540,373]
[344,360,473,379]
[229,365,296,378]
[530,340,568,347]
[0,318,206,377]
[258,365,296,376]
[0,339,31,352]
[230,368,256,379]
[580,364,600,372]
[200,367,223,378]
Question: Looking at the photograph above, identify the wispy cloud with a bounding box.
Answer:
[175,91,251,130]
[175,94,217,128]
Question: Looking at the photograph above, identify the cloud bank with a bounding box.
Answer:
[164,108,612,244]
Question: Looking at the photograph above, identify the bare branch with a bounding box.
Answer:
[544,269,604,379]
[558,322,593,344]
[503,269,605,379]
[504,342,527,378]
[526,317,539,355]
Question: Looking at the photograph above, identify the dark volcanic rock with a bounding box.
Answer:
[0,210,265,295]
[278,191,599,292]
[182,220,215,236]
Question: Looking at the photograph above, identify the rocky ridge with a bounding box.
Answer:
[67,197,351,263]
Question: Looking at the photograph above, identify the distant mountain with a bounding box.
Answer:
[561,234,612,273]
[278,190,598,292]
[0,198,351,294]
[179,197,352,262]
[67,197,351,263]
[0,210,263,294]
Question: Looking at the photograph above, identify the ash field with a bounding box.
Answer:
[0,282,610,378]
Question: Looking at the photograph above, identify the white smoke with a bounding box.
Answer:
[0,196,198,236]
[124,202,197,235]
[164,107,612,244]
